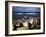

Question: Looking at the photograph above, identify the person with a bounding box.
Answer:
[36,18,40,29]
[13,23,17,30]
[28,22,33,29]
[19,22,23,27]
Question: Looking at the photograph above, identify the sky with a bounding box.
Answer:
[12,6,40,13]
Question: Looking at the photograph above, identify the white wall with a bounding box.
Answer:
[0,0,46,37]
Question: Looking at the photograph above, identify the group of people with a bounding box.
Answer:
[13,17,40,30]
[28,18,40,29]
